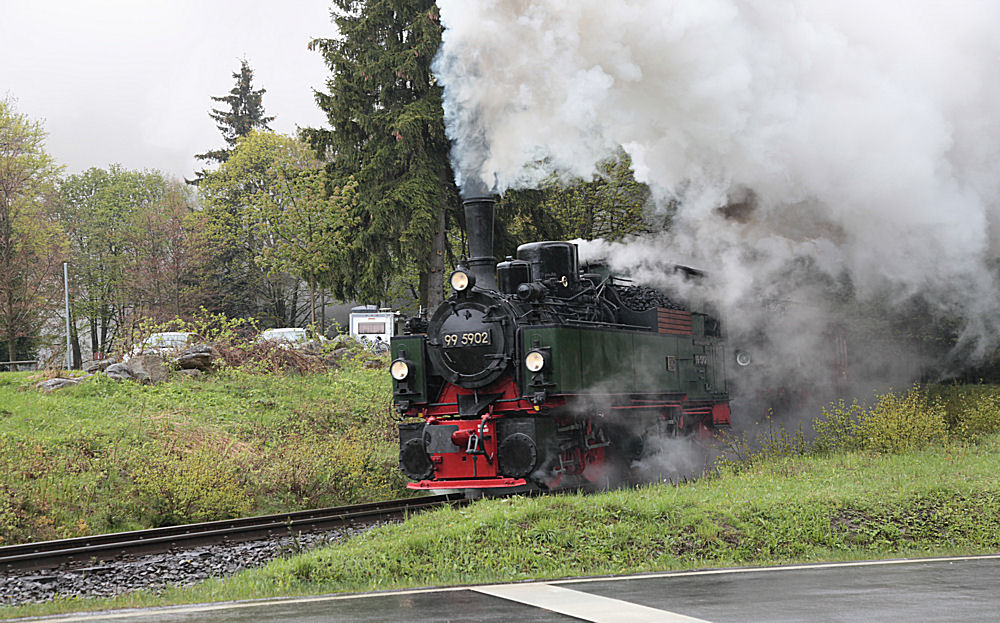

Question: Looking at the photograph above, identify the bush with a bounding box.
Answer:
[855,388,948,454]
[251,434,408,508]
[129,443,253,527]
[953,394,1000,439]
[811,387,948,455]
[715,416,808,474]
[813,399,864,453]
[929,385,1000,441]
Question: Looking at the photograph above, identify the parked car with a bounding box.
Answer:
[258,327,326,350]
[125,332,196,360]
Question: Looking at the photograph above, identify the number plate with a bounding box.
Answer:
[442,330,492,348]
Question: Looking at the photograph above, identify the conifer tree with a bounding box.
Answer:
[305,0,458,308]
[192,59,275,182]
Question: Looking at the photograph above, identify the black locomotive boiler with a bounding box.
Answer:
[390,196,731,491]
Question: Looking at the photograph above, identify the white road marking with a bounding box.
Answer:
[473,582,711,623]
[28,554,1000,622]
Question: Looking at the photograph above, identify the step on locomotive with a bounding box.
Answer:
[391,196,731,492]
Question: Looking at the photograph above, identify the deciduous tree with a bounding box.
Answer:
[0,99,65,364]
[199,131,356,327]
[57,166,203,355]
[255,164,359,328]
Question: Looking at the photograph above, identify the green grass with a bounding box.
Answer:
[0,363,408,543]
[3,382,1000,619]
[4,435,1000,620]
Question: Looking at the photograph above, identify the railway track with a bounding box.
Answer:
[0,494,467,572]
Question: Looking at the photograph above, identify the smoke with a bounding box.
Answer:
[435,0,1000,379]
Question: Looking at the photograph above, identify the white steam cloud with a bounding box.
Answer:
[435,0,1000,378]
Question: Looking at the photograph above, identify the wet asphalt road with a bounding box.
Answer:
[26,554,1000,622]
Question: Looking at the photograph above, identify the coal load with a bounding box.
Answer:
[616,284,683,311]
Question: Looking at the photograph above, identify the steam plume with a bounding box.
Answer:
[435,1,1000,383]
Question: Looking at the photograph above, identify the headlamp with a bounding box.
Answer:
[525,350,546,372]
[735,351,752,367]
[450,269,472,292]
[390,359,410,380]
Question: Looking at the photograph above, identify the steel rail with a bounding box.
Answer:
[1,494,466,572]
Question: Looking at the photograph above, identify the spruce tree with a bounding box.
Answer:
[305,0,458,308]
[192,60,275,182]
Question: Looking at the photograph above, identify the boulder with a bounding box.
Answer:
[125,355,168,384]
[330,347,353,361]
[175,344,216,371]
[83,358,115,374]
[36,377,80,391]
[104,363,134,381]
[329,334,353,348]
[176,368,204,379]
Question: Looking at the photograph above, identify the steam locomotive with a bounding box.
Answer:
[390,197,731,491]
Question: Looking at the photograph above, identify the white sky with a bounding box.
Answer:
[0,0,333,181]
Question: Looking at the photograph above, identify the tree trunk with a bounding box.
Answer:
[287,281,298,326]
[320,288,326,333]
[426,205,447,309]
[70,316,82,368]
[99,309,110,354]
[309,276,316,328]
[89,317,98,354]
[6,331,15,367]
[418,271,429,310]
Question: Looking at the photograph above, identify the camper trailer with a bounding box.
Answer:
[348,306,396,353]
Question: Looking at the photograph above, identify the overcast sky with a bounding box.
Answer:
[0,0,333,181]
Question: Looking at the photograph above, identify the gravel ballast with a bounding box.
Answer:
[1,525,383,606]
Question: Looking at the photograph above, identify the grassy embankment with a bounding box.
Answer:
[0,360,409,545]
[2,383,999,620]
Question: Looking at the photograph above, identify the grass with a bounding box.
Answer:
[4,435,999,619]
[3,382,1000,619]
[0,361,409,543]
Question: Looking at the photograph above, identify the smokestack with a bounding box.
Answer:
[463,195,496,289]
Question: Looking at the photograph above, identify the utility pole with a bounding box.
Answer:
[63,262,71,370]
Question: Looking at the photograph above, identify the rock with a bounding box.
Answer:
[330,347,353,360]
[176,368,204,379]
[35,378,80,391]
[175,344,216,371]
[329,334,352,347]
[362,359,385,370]
[104,362,134,381]
[83,358,115,373]
[125,355,168,384]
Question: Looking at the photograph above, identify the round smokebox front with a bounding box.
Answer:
[429,292,511,388]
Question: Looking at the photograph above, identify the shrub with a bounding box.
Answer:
[715,415,808,474]
[853,388,948,454]
[930,385,1000,441]
[249,434,408,509]
[810,388,949,455]
[812,399,864,453]
[953,394,1000,439]
[128,443,252,526]
[120,308,260,356]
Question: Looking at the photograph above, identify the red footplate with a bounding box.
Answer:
[407,477,528,490]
